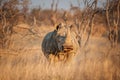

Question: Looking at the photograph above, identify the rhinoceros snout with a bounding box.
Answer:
[63,44,74,52]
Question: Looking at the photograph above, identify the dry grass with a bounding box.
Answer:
[0,25,120,80]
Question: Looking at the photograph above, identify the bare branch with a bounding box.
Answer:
[106,0,111,29]
[116,0,120,25]
[84,0,98,47]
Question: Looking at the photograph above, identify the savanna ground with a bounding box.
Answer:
[0,23,120,80]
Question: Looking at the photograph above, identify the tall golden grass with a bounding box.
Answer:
[0,25,120,80]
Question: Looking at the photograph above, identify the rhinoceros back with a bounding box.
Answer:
[42,30,59,57]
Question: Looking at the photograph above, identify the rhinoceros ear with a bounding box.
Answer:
[56,25,59,31]
[68,25,73,31]
[56,23,62,31]
[69,25,73,29]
